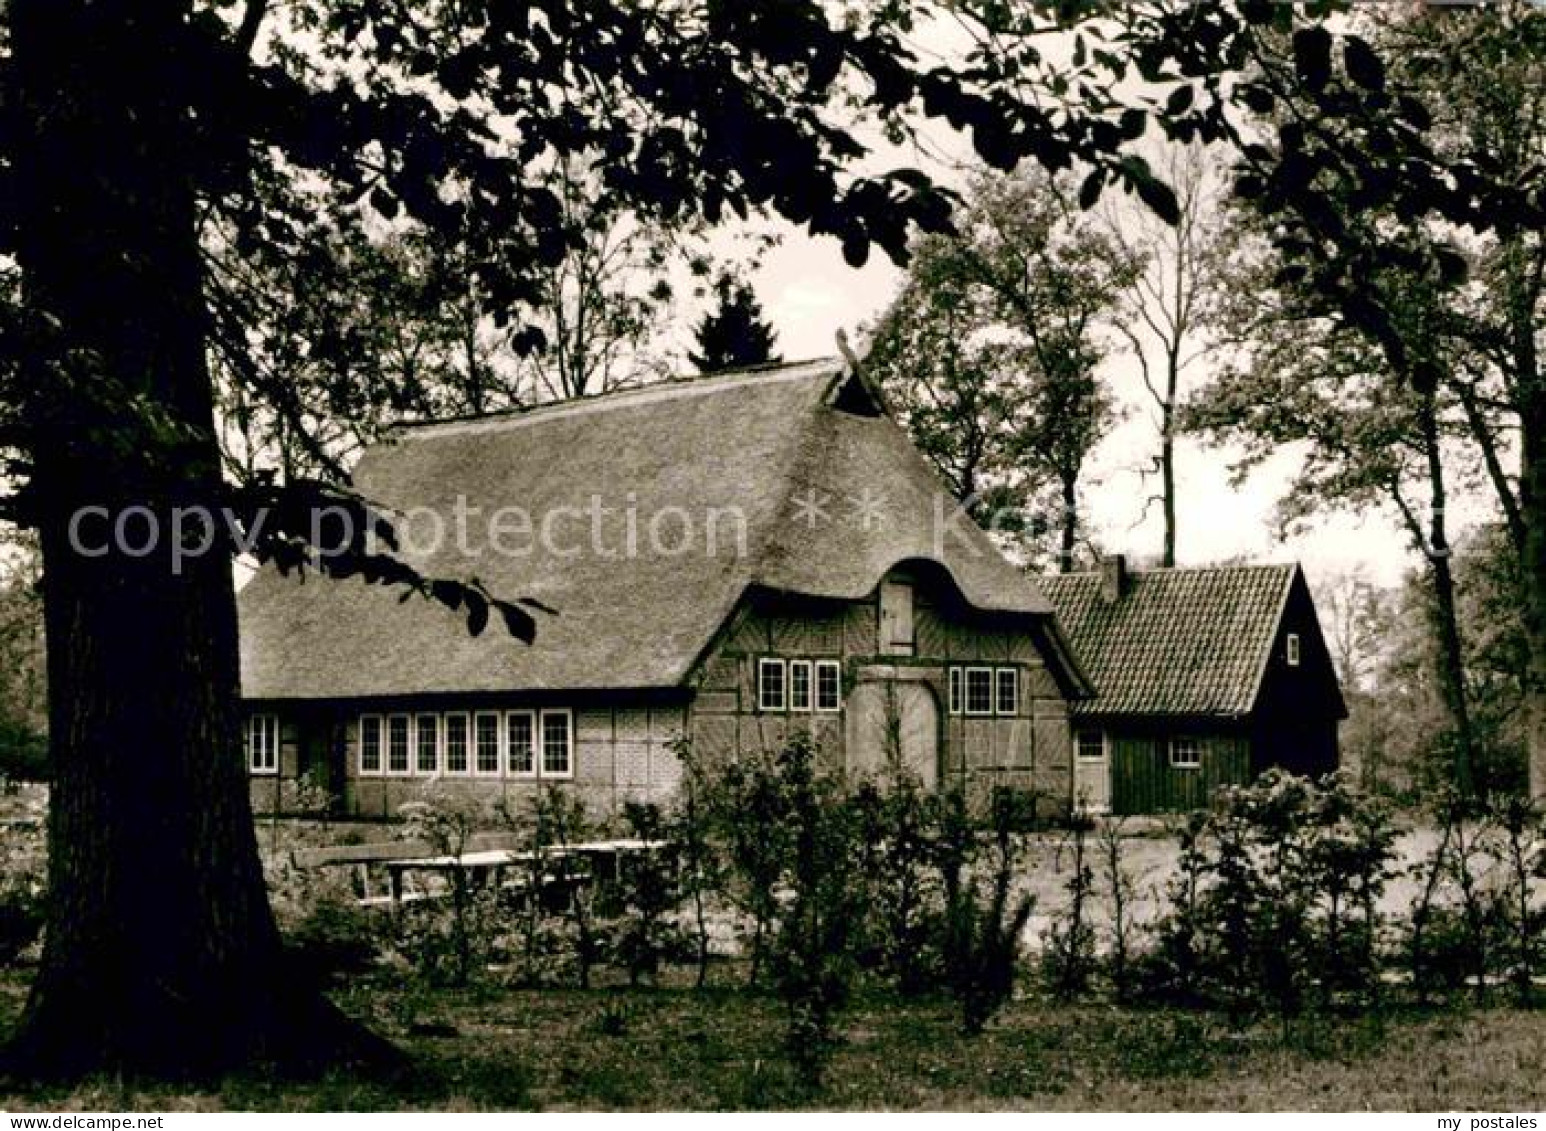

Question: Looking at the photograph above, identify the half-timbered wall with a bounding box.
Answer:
[687,567,1073,809]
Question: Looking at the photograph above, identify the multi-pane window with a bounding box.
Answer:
[1076,730,1105,761]
[814,660,842,713]
[1169,736,1203,769]
[507,711,536,776]
[387,714,411,774]
[355,707,585,779]
[359,714,383,775]
[964,667,993,716]
[789,660,813,712]
[995,668,1018,716]
[948,667,963,716]
[444,713,470,775]
[474,712,501,774]
[541,710,573,777]
[757,658,787,712]
[248,714,279,774]
[415,714,440,774]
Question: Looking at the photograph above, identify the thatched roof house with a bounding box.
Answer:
[239,359,1091,817]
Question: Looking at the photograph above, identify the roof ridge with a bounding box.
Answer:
[395,358,840,440]
[1044,561,1299,580]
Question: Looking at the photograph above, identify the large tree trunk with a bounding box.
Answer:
[1059,474,1077,574]
[4,0,388,1080]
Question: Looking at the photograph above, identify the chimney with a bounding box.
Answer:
[1099,554,1128,604]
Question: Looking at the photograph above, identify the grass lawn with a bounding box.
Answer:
[1,967,1542,1111]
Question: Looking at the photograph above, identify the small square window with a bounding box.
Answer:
[1076,730,1105,761]
[995,668,1018,716]
[474,712,502,775]
[1286,633,1301,667]
[758,658,787,712]
[541,710,573,778]
[359,714,383,775]
[248,714,279,775]
[789,660,813,712]
[387,714,411,775]
[948,667,963,716]
[815,660,842,712]
[1169,736,1203,769]
[444,713,470,775]
[415,714,440,775]
[506,711,536,777]
[964,667,993,716]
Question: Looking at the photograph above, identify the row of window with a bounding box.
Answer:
[757,658,843,713]
[947,666,1018,717]
[358,710,574,779]
[1075,730,1203,770]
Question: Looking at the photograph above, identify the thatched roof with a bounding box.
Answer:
[240,359,1076,701]
[1040,563,1301,719]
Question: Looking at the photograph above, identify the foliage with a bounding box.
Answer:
[765,735,862,1091]
[867,169,1134,569]
[0,783,45,965]
[398,788,499,987]
[1041,808,1098,1001]
[1138,771,1401,1019]
[939,787,1037,1036]
[690,272,780,374]
[671,740,727,990]
[714,749,796,988]
[850,772,946,996]
[613,801,684,988]
[0,536,45,783]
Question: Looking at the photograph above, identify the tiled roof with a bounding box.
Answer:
[239,360,1075,700]
[1040,564,1298,718]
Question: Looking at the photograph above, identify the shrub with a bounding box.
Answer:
[940,786,1036,1036]
[1041,807,1098,1001]
[614,800,683,987]
[715,749,795,988]
[852,771,945,996]
[1097,817,1141,1001]
[0,798,45,965]
[766,734,862,1090]
[398,786,500,986]
[672,740,727,989]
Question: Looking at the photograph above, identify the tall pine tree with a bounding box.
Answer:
[690,274,781,373]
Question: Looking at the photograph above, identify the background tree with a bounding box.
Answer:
[690,272,781,374]
[0,531,46,782]
[869,169,1134,571]
[1103,144,1225,567]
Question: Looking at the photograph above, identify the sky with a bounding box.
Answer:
[747,217,1448,593]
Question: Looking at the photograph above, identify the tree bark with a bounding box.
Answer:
[4,0,390,1080]
[1059,474,1077,574]
[1523,403,1546,804]
[1160,378,1177,569]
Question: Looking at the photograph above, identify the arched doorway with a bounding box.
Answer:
[845,680,940,787]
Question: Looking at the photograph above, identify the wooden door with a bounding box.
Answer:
[845,681,939,787]
[1073,727,1110,812]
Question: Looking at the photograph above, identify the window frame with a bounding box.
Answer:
[948,666,963,716]
[1075,729,1106,762]
[995,667,1019,716]
[539,708,574,779]
[473,710,503,777]
[386,713,412,776]
[757,657,787,713]
[414,713,441,775]
[963,666,994,717]
[248,713,279,775]
[506,709,537,778]
[358,713,384,776]
[443,711,471,776]
[789,659,813,712]
[1286,632,1302,667]
[814,659,842,713]
[1168,735,1203,770]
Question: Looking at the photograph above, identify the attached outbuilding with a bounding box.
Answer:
[1040,557,1346,815]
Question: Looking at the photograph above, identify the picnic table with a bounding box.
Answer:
[380,838,667,908]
